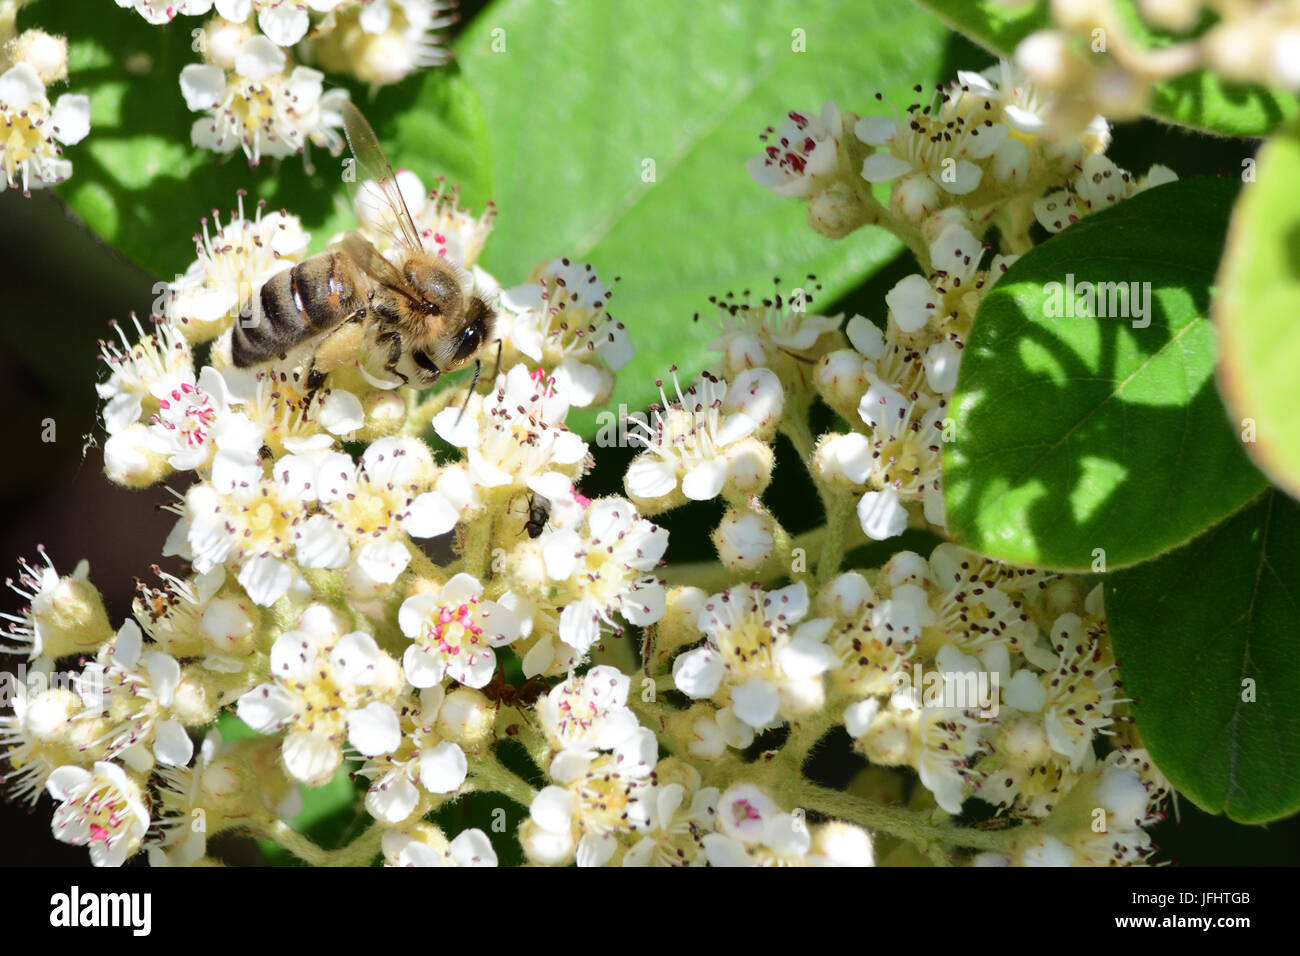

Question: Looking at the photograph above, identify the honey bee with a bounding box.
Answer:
[232,101,498,391]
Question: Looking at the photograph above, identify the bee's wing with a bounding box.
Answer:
[334,231,411,295]
[342,100,425,253]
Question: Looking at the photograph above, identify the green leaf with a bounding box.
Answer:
[915,0,1299,138]
[1214,123,1300,499]
[29,0,490,278]
[943,177,1266,571]
[1107,490,1300,823]
[457,0,949,427]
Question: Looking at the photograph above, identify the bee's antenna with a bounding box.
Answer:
[453,340,500,427]
[455,359,480,427]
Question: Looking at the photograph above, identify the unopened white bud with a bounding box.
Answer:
[813,821,875,866]
[807,180,870,239]
[817,349,870,411]
[1016,31,1077,89]
[104,424,170,488]
[724,439,774,496]
[712,509,775,570]
[856,707,912,765]
[201,17,257,71]
[891,171,942,223]
[12,29,67,84]
[199,596,256,656]
[723,367,784,437]
[436,687,496,750]
[991,137,1031,184]
[171,666,220,726]
[519,817,576,866]
[813,432,871,486]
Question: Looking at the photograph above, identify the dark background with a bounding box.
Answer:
[0,15,1296,866]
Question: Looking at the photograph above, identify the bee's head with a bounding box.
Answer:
[444,295,497,369]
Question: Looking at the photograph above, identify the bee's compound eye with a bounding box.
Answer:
[453,322,484,362]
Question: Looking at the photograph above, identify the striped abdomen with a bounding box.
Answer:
[232,251,364,367]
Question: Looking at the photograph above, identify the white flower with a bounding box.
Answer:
[382,826,498,866]
[499,259,633,407]
[2,548,111,662]
[75,620,193,773]
[527,747,657,866]
[117,0,214,24]
[536,665,641,758]
[290,435,458,587]
[822,572,929,697]
[433,364,588,502]
[355,170,495,271]
[674,582,834,734]
[1035,154,1177,233]
[704,784,826,866]
[892,682,986,815]
[182,36,349,164]
[700,285,843,381]
[236,612,403,786]
[303,0,456,87]
[144,366,248,472]
[46,761,149,867]
[1002,612,1119,770]
[98,317,194,436]
[539,497,667,653]
[0,678,86,805]
[625,372,767,503]
[0,63,90,193]
[746,101,843,198]
[398,574,524,690]
[856,83,1009,198]
[358,687,468,823]
[622,783,719,867]
[840,373,948,539]
[147,730,224,866]
[163,192,310,337]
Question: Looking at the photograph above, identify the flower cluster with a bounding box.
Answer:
[117,0,454,84]
[0,22,88,193]
[108,0,454,163]
[2,56,1178,868]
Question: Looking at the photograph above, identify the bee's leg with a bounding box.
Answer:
[411,349,441,385]
[381,330,410,385]
[305,310,366,399]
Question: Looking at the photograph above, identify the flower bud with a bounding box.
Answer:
[519,817,576,866]
[199,16,256,71]
[854,707,913,766]
[723,367,784,438]
[199,595,256,657]
[12,29,67,84]
[436,687,497,750]
[1016,31,1080,90]
[807,180,870,239]
[171,665,221,727]
[813,821,874,866]
[104,424,170,488]
[813,432,871,487]
[357,388,407,441]
[26,559,114,660]
[712,508,775,571]
[891,171,942,223]
[724,438,774,496]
